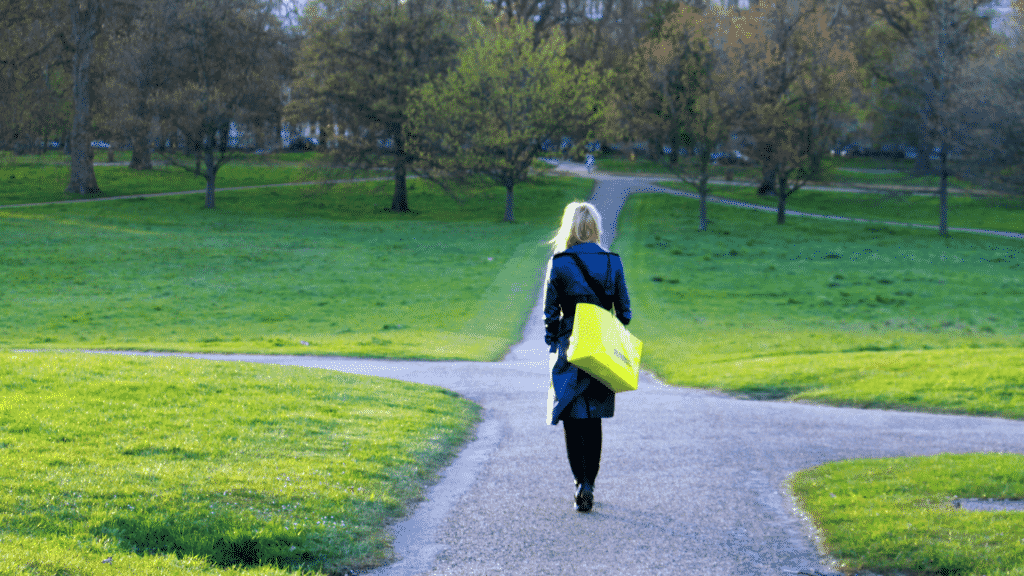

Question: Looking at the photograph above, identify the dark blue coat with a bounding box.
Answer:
[544,242,632,425]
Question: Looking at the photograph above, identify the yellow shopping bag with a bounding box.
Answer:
[566,303,643,392]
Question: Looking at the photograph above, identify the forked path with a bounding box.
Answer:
[92,167,1024,575]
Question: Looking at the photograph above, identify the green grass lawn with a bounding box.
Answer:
[0,152,378,205]
[792,454,1024,576]
[654,181,1024,235]
[0,351,479,575]
[596,153,989,191]
[594,154,762,181]
[0,176,592,360]
[614,192,1024,415]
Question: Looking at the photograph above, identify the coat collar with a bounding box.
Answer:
[564,242,605,254]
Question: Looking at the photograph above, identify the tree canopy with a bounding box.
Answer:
[146,0,289,208]
[287,0,473,212]
[409,17,601,222]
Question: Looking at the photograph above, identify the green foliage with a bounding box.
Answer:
[608,3,737,222]
[0,351,480,573]
[792,454,1024,575]
[616,192,1024,417]
[288,0,478,211]
[0,176,590,360]
[409,17,601,221]
[143,0,289,208]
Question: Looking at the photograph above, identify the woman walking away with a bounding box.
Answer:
[544,201,632,512]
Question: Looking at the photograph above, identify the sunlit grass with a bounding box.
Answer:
[614,192,1024,417]
[792,454,1024,576]
[0,351,480,574]
[676,348,1024,417]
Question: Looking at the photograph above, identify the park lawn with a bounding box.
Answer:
[653,181,1024,235]
[594,155,762,181]
[0,152,379,206]
[0,175,593,359]
[0,351,480,575]
[791,453,1024,576]
[596,153,990,192]
[614,192,1024,417]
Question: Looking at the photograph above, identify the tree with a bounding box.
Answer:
[860,0,996,235]
[730,0,856,224]
[960,0,1024,196]
[96,0,158,171]
[409,17,601,222]
[288,0,472,213]
[493,0,674,69]
[0,0,69,154]
[611,5,740,231]
[147,0,289,209]
[65,0,103,194]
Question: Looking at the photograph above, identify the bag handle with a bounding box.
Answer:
[556,252,615,311]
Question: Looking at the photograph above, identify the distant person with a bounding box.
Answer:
[544,201,632,512]
[585,154,595,173]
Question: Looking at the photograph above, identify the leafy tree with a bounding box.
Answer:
[730,0,856,224]
[95,0,160,170]
[493,0,677,69]
[408,17,601,222]
[859,0,997,235]
[611,5,740,231]
[288,0,472,213]
[0,0,69,154]
[146,0,289,209]
[960,0,1024,196]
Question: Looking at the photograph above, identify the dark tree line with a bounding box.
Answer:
[1,0,1022,227]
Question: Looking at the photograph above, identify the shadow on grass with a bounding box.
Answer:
[91,505,314,569]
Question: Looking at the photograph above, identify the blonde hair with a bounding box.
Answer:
[550,202,602,254]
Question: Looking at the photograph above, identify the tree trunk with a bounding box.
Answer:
[776,175,788,225]
[504,179,515,223]
[914,146,932,174]
[938,144,949,237]
[758,164,777,196]
[65,0,101,195]
[698,169,709,232]
[391,129,409,212]
[129,130,152,170]
[204,144,216,209]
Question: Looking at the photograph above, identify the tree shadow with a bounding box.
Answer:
[90,503,314,569]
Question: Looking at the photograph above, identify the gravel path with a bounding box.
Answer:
[102,163,1024,575]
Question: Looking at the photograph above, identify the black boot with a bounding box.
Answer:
[574,480,593,512]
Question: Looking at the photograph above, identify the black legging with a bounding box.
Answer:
[562,417,602,486]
